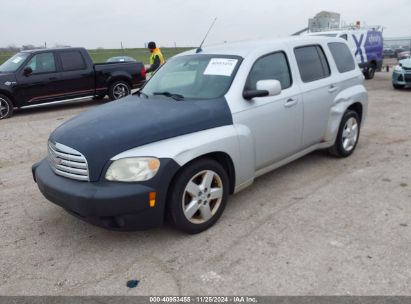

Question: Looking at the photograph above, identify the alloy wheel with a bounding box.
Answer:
[342,117,359,152]
[0,98,10,119]
[112,83,130,99]
[182,170,224,224]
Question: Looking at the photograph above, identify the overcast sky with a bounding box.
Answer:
[1,0,411,49]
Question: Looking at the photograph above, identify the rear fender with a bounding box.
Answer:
[325,84,368,144]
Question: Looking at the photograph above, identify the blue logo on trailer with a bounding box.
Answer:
[353,34,365,64]
[364,30,383,62]
[353,30,383,65]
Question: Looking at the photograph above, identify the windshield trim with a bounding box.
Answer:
[141,54,243,100]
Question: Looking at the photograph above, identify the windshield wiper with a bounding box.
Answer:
[153,91,185,101]
[133,90,149,98]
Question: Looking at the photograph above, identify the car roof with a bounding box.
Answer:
[177,36,346,58]
[20,47,84,54]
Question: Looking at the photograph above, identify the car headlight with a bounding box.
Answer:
[394,65,403,72]
[105,157,160,182]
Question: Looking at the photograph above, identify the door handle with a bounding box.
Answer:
[284,98,298,108]
[328,85,338,93]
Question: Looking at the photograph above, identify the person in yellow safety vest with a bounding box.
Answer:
[146,41,165,75]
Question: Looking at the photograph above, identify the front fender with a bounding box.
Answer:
[111,125,256,192]
[325,84,368,143]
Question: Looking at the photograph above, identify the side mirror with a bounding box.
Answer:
[23,66,33,76]
[243,79,282,100]
[256,79,282,96]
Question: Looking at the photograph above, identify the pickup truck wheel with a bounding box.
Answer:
[0,94,13,120]
[108,81,131,100]
[329,110,360,158]
[168,158,229,234]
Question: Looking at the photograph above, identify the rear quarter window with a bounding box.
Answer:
[294,45,330,83]
[328,42,356,73]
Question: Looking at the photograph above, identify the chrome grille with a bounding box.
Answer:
[48,141,89,181]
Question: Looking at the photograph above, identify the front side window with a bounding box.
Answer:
[0,53,30,73]
[245,52,292,91]
[328,42,356,73]
[294,45,330,83]
[25,53,56,74]
[142,55,242,99]
[59,51,86,71]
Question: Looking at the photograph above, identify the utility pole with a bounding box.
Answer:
[121,41,124,52]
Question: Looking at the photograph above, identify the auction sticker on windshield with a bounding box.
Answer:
[12,57,24,64]
[204,58,238,77]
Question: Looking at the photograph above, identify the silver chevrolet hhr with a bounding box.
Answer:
[33,36,368,233]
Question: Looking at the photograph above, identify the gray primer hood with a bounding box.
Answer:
[50,95,233,181]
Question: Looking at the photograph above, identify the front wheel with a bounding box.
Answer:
[329,110,361,158]
[108,81,131,101]
[0,94,13,120]
[168,158,229,234]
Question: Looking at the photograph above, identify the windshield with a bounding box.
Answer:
[0,53,30,73]
[142,54,242,99]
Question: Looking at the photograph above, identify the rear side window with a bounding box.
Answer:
[245,52,292,91]
[294,45,330,83]
[328,42,356,73]
[59,51,86,71]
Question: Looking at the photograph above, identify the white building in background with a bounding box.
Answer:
[308,11,341,32]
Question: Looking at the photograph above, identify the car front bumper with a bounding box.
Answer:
[392,70,411,85]
[32,158,179,230]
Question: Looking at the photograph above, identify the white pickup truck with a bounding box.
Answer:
[33,36,368,234]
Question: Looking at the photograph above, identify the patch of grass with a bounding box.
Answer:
[0,47,193,65]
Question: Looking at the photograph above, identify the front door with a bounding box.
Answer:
[233,51,303,171]
[15,52,61,105]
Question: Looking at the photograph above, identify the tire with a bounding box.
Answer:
[329,110,361,158]
[364,63,376,80]
[393,84,405,90]
[0,94,13,120]
[108,81,131,101]
[168,158,229,234]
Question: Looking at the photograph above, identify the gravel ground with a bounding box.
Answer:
[0,72,410,295]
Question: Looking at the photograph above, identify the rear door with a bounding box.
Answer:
[56,50,95,98]
[293,44,337,148]
[15,52,61,104]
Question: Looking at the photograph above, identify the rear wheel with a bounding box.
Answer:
[393,84,405,90]
[364,63,376,80]
[108,81,131,101]
[329,110,361,158]
[0,94,13,120]
[168,158,229,234]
